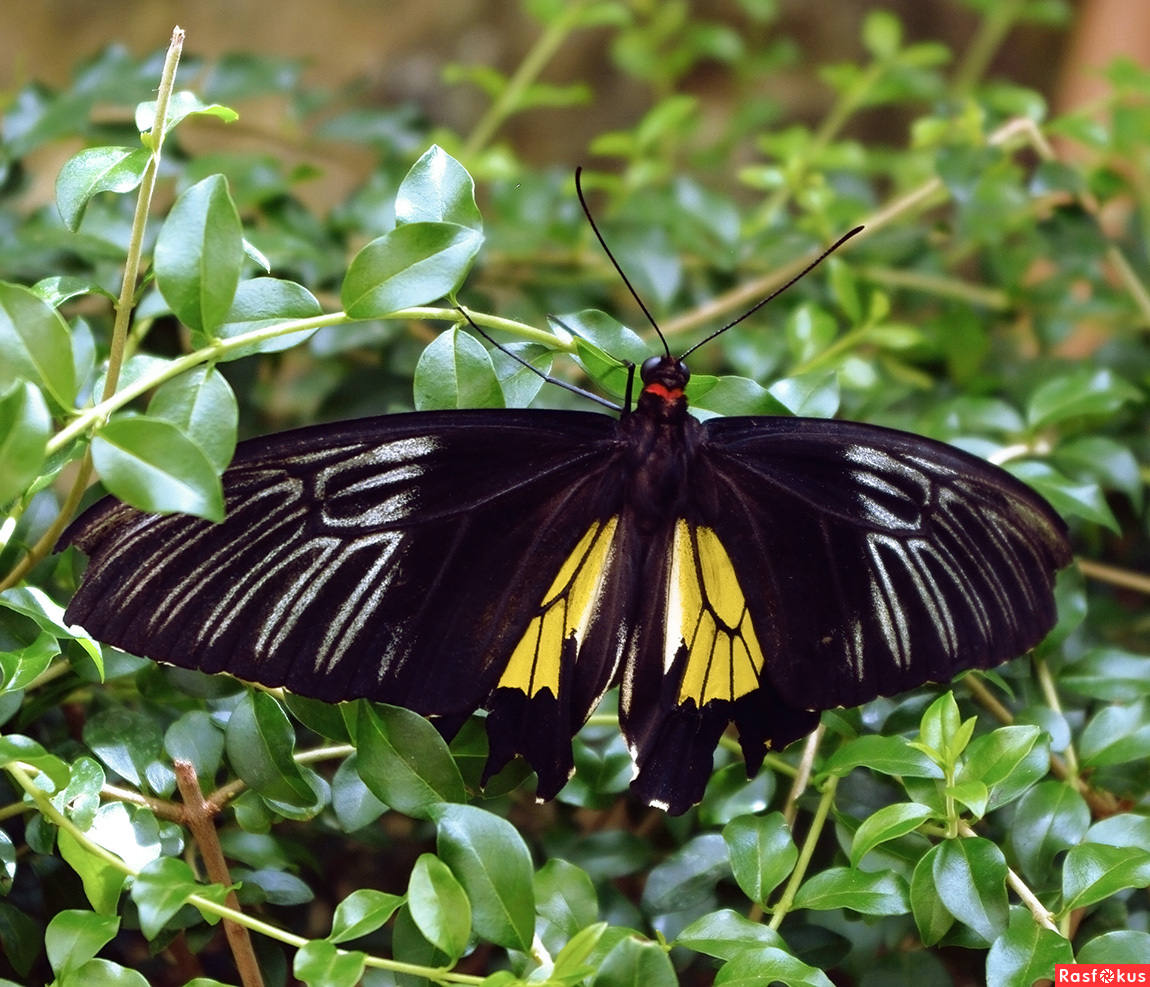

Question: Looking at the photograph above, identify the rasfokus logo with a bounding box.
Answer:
[1055,965,1150,983]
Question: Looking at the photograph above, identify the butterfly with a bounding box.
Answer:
[61,173,1073,814]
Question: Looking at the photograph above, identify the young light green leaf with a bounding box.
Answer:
[341,222,483,318]
[45,909,120,977]
[130,857,201,940]
[154,174,244,334]
[58,957,150,986]
[293,940,366,987]
[850,803,935,867]
[55,146,150,231]
[57,828,126,915]
[135,90,239,135]
[0,281,77,409]
[408,853,471,960]
[355,704,466,818]
[91,416,224,520]
[430,803,535,951]
[0,381,51,505]
[328,888,404,944]
[395,145,483,231]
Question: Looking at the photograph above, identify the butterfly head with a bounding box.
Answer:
[639,354,689,407]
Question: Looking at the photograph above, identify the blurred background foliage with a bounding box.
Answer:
[0,1,1148,985]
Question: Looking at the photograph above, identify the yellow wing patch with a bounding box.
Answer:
[667,520,765,706]
[498,517,618,697]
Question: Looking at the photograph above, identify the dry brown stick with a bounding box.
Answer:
[173,759,265,987]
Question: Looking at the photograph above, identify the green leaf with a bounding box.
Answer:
[910,846,954,945]
[355,704,465,818]
[0,902,41,978]
[91,415,224,520]
[535,858,599,950]
[1061,647,1150,701]
[55,756,104,831]
[793,867,909,916]
[83,707,173,794]
[0,829,13,894]
[1086,812,1150,851]
[917,691,974,765]
[721,812,797,904]
[1061,843,1150,913]
[341,221,483,318]
[0,733,70,791]
[850,802,935,867]
[58,958,150,986]
[413,328,504,409]
[154,174,244,333]
[823,735,944,780]
[1027,368,1142,427]
[45,909,120,977]
[0,630,57,693]
[642,833,730,914]
[1079,700,1150,767]
[55,146,150,231]
[862,8,902,57]
[0,380,51,505]
[767,372,840,418]
[146,366,238,472]
[0,281,77,408]
[985,906,1074,987]
[57,828,126,915]
[690,375,790,416]
[1007,781,1090,884]
[225,691,314,805]
[395,145,482,231]
[408,853,471,960]
[674,909,785,960]
[714,945,835,987]
[136,90,239,135]
[328,888,404,944]
[931,837,1008,943]
[130,857,202,940]
[430,803,535,951]
[164,711,226,782]
[1077,930,1150,964]
[213,277,325,359]
[592,936,677,987]
[293,939,366,987]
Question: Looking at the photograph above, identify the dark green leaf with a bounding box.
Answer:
[83,707,173,795]
[355,703,465,818]
[722,812,797,904]
[1079,700,1150,767]
[910,846,953,945]
[931,837,1008,943]
[154,174,244,333]
[430,803,534,951]
[1060,648,1150,701]
[535,858,598,950]
[224,691,314,805]
[0,381,51,505]
[674,909,785,960]
[55,146,149,231]
[1008,781,1090,885]
[395,145,482,231]
[823,735,944,780]
[91,415,224,520]
[330,756,387,833]
[1076,931,1150,964]
[0,281,76,408]
[341,222,483,318]
[641,833,730,914]
[164,711,225,782]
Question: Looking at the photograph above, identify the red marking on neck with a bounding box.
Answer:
[644,382,683,402]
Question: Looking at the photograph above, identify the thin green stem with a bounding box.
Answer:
[462,0,589,158]
[1035,658,1080,780]
[767,774,838,930]
[950,0,1027,98]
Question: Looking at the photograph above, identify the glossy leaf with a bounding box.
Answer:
[793,867,909,916]
[414,327,504,410]
[823,735,944,780]
[1061,843,1150,913]
[213,277,325,359]
[44,909,120,978]
[407,853,471,959]
[1007,781,1090,885]
[1078,700,1150,767]
[395,144,482,230]
[850,803,934,867]
[55,146,149,231]
[146,366,238,472]
[91,416,224,520]
[592,936,677,987]
[930,837,1008,943]
[674,909,785,960]
[0,281,76,408]
[722,812,797,904]
[293,939,365,987]
[224,691,314,805]
[328,888,404,944]
[154,174,244,334]
[0,381,51,505]
[985,906,1074,987]
[715,946,834,987]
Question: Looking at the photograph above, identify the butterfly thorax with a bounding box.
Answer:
[616,355,700,532]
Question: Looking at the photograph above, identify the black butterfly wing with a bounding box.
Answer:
[621,415,1071,813]
[63,410,633,793]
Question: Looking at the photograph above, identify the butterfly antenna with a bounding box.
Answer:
[576,167,672,358]
[455,306,622,411]
[679,225,865,360]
